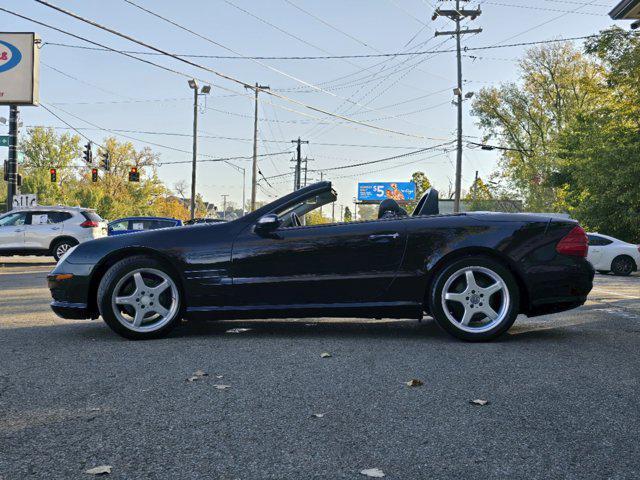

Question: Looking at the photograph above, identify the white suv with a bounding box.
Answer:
[0,206,108,261]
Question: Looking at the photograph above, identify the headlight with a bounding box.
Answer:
[57,245,78,265]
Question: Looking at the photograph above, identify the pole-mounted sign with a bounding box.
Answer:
[0,32,40,105]
[1,33,40,211]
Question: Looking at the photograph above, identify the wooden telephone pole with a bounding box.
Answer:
[246,83,269,211]
[433,0,482,213]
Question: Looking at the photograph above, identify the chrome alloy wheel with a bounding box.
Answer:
[111,268,179,333]
[55,243,72,259]
[440,266,510,333]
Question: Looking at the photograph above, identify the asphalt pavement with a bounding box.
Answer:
[0,257,639,479]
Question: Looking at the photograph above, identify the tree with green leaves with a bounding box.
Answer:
[472,42,603,212]
[343,206,352,222]
[554,28,640,241]
[464,176,494,211]
[405,171,432,213]
[13,129,199,221]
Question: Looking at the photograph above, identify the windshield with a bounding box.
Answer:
[277,189,337,227]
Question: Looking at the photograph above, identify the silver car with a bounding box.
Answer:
[0,206,107,261]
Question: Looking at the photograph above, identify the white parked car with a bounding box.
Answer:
[587,233,640,276]
[0,206,108,261]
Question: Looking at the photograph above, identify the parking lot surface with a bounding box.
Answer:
[1,257,639,479]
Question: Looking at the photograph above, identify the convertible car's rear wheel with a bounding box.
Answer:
[429,256,519,341]
[98,256,182,339]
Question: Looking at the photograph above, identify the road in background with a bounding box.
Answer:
[1,257,638,479]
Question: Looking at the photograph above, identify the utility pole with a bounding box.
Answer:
[188,79,211,220]
[473,169,479,202]
[246,83,270,211]
[433,0,482,213]
[290,137,309,190]
[221,194,229,220]
[6,106,19,211]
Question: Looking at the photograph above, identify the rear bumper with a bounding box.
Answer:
[524,260,595,317]
[50,301,94,320]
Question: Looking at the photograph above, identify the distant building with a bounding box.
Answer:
[609,0,640,29]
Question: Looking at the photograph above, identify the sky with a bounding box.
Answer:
[0,0,622,212]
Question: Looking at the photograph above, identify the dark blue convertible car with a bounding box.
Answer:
[49,182,593,341]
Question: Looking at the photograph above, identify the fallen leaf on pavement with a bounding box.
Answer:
[320,352,332,358]
[85,465,112,475]
[226,328,251,334]
[311,413,325,418]
[187,370,208,382]
[360,467,385,477]
[470,399,489,406]
[405,379,424,387]
[213,384,231,390]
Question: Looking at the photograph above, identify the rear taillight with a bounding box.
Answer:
[80,220,99,228]
[556,225,588,257]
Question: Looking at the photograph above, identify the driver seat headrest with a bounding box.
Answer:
[378,198,408,219]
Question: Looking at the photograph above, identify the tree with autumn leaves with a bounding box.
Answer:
[16,127,206,221]
[472,27,639,241]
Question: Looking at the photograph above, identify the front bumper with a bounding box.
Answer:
[47,263,96,319]
[51,301,94,320]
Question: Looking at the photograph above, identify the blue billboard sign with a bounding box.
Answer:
[358,182,416,202]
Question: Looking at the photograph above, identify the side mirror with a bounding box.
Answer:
[255,214,281,235]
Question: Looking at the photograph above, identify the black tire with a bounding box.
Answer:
[611,255,635,276]
[429,256,520,341]
[97,255,182,340]
[52,238,79,262]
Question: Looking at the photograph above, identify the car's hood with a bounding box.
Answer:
[65,221,232,264]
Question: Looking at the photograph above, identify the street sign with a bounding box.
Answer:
[0,32,40,105]
[12,193,37,209]
[0,135,8,147]
[358,182,416,202]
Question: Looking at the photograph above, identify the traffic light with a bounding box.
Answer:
[50,168,57,183]
[100,151,110,172]
[128,166,139,182]
[91,168,98,182]
[83,141,93,164]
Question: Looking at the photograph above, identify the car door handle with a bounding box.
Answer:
[14,228,24,232]
[52,226,61,230]
[368,233,400,242]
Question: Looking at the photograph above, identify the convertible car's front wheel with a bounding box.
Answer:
[429,256,519,341]
[97,256,182,340]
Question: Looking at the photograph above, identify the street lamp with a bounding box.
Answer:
[188,79,211,220]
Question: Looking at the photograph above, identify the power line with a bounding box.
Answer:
[481,1,604,16]
[486,0,601,47]
[43,103,291,165]
[123,0,404,116]
[123,0,443,133]
[262,141,455,179]
[39,104,101,147]
[158,151,291,166]
[41,61,131,99]
[17,3,428,139]
[41,35,606,60]
[314,141,456,172]
[27,125,434,149]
